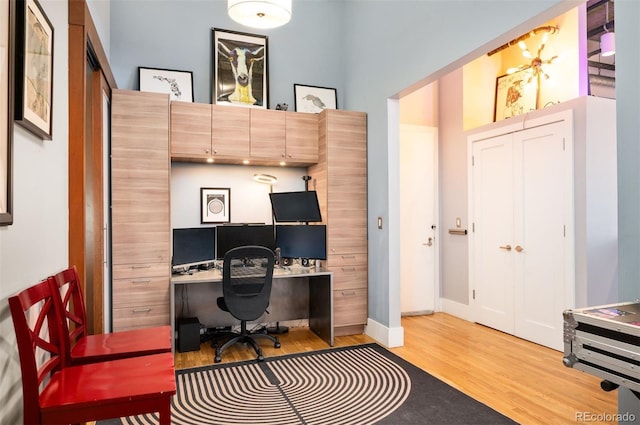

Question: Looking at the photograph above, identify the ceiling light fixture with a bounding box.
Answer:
[600,2,615,57]
[228,0,292,29]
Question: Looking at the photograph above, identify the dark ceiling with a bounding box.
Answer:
[586,0,615,85]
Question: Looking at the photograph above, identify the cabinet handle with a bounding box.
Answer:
[205,149,209,154]
[132,308,151,313]
[341,267,356,272]
[341,255,356,259]
[515,245,524,253]
[341,291,356,296]
[213,149,217,154]
[132,279,151,285]
[131,265,151,269]
[499,245,512,251]
[288,154,292,158]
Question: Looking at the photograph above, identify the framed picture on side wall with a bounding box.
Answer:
[139,67,194,102]
[1,0,15,225]
[212,28,268,108]
[494,69,537,121]
[294,84,337,113]
[15,0,54,140]
[201,187,231,224]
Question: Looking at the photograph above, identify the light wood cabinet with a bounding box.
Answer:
[111,89,171,331]
[212,105,250,158]
[250,108,286,160]
[170,101,211,159]
[285,112,319,164]
[308,109,368,336]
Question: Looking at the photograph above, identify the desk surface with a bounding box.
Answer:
[171,266,332,285]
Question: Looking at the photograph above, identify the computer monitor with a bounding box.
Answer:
[276,225,327,260]
[216,224,275,259]
[269,191,322,223]
[172,227,216,270]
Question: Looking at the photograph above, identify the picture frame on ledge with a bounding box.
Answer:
[1,0,15,225]
[139,67,194,102]
[212,28,268,109]
[15,0,54,140]
[201,187,231,224]
[294,84,337,113]
[494,69,537,122]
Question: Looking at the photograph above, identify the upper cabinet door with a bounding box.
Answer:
[285,112,318,164]
[250,109,286,160]
[211,105,250,158]
[170,102,212,159]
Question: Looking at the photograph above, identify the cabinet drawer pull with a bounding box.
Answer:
[341,255,356,259]
[132,308,152,314]
[341,291,356,296]
[341,267,356,272]
[131,265,151,269]
[131,279,151,285]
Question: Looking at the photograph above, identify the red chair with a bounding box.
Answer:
[52,266,171,365]
[8,278,176,425]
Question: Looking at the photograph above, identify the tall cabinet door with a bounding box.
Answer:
[472,133,515,335]
[513,121,570,350]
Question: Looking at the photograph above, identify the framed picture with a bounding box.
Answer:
[1,0,15,225]
[139,67,194,102]
[201,187,230,224]
[14,0,53,140]
[494,69,537,121]
[294,84,337,113]
[212,28,268,108]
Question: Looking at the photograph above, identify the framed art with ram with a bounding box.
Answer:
[201,187,230,224]
[139,67,194,102]
[1,0,15,225]
[494,69,537,121]
[294,84,337,113]
[15,0,54,140]
[212,28,268,108]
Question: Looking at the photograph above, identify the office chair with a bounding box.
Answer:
[214,245,281,362]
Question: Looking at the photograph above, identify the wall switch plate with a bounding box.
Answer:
[378,217,383,229]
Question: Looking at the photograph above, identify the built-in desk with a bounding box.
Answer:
[170,267,333,352]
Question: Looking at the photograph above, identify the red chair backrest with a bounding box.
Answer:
[8,278,64,425]
[52,266,88,350]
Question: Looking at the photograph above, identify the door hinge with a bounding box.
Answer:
[564,225,566,237]
[473,289,476,300]
[563,138,566,151]
[472,156,475,166]
[472,222,475,232]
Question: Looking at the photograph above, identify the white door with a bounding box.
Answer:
[471,133,515,334]
[513,122,568,350]
[400,124,437,314]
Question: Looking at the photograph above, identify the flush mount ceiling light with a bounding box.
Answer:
[600,2,615,57]
[228,0,292,29]
[253,173,278,184]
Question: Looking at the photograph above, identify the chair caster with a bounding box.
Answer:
[257,354,265,362]
[214,356,221,363]
[274,341,281,348]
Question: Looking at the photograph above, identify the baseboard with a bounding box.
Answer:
[365,318,404,348]
[440,298,473,322]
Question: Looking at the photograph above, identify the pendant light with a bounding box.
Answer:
[228,0,292,29]
[600,2,615,57]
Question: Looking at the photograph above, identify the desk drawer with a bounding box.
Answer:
[331,263,368,291]
[112,263,169,279]
[334,288,367,327]
[112,303,170,332]
[112,276,169,308]
[327,252,366,268]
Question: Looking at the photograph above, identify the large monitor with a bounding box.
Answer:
[172,227,216,270]
[269,191,322,223]
[216,224,275,259]
[276,225,327,260]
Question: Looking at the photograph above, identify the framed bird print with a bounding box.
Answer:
[294,84,337,113]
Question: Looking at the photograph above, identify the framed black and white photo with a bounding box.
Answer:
[15,0,53,140]
[139,67,194,102]
[212,28,268,108]
[294,84,337,113]
[1,0,15,225]
[201,187,230,224]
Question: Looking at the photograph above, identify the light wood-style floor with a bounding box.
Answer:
[175,313,617,425]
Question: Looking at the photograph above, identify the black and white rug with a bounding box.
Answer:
[100,343,515,425]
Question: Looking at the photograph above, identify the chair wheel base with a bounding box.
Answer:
[275,341,281,348]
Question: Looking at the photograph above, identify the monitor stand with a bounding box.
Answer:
[267,322,289,334]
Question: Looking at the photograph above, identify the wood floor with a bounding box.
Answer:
[175,313,618,425]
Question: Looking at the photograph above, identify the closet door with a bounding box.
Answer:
[472,133,515,335]
[513,121,569,350]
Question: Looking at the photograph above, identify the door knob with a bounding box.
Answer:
[423,237,433,247]
[499,245,512,251]
[515,245,524,252]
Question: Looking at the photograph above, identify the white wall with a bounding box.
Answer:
[0,1,69,423]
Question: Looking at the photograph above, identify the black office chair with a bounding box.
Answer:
[214,245,281,362]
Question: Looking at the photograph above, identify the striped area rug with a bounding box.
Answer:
[102,343,515,425]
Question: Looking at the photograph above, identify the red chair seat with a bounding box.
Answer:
[70,325,172,363]
[40,352,175,422]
